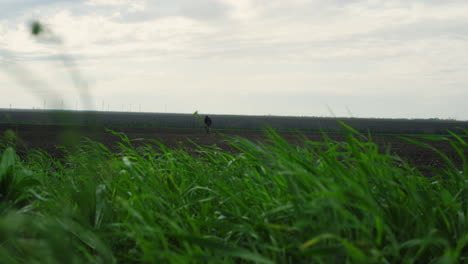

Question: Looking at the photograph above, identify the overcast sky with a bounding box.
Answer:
[1,0,468,119]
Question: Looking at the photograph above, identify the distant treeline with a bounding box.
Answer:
[1,109,468,134]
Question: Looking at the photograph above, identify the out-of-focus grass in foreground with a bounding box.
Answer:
[0,127,467,263]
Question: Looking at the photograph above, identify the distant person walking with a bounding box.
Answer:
[204,115,212,134]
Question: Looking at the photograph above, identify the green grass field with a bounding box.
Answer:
[1,126,467,263]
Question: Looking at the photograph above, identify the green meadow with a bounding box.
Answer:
[0,126,467,263]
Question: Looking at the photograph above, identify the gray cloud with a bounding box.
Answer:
[78,0,231,23]
[1,0,82,20]
[2,0,468,119]
[180,0,230,21]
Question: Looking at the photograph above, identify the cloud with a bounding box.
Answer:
[180,0,230,21]
[85,0,145,12]
[3,1,468,63]
[0,0,81,21]
[2,0,468,118]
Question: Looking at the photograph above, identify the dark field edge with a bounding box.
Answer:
[1,122,468,138]
[2,121,468,137]
[1,122,465,173]
[2,109,468,135]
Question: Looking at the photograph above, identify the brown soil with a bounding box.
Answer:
[0,124,463,175]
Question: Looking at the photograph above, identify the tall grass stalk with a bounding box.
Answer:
[0,128,467,263]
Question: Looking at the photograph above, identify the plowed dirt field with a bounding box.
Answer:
[1,124,463,177]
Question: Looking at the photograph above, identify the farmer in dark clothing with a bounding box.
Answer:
[204,115,212,134]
